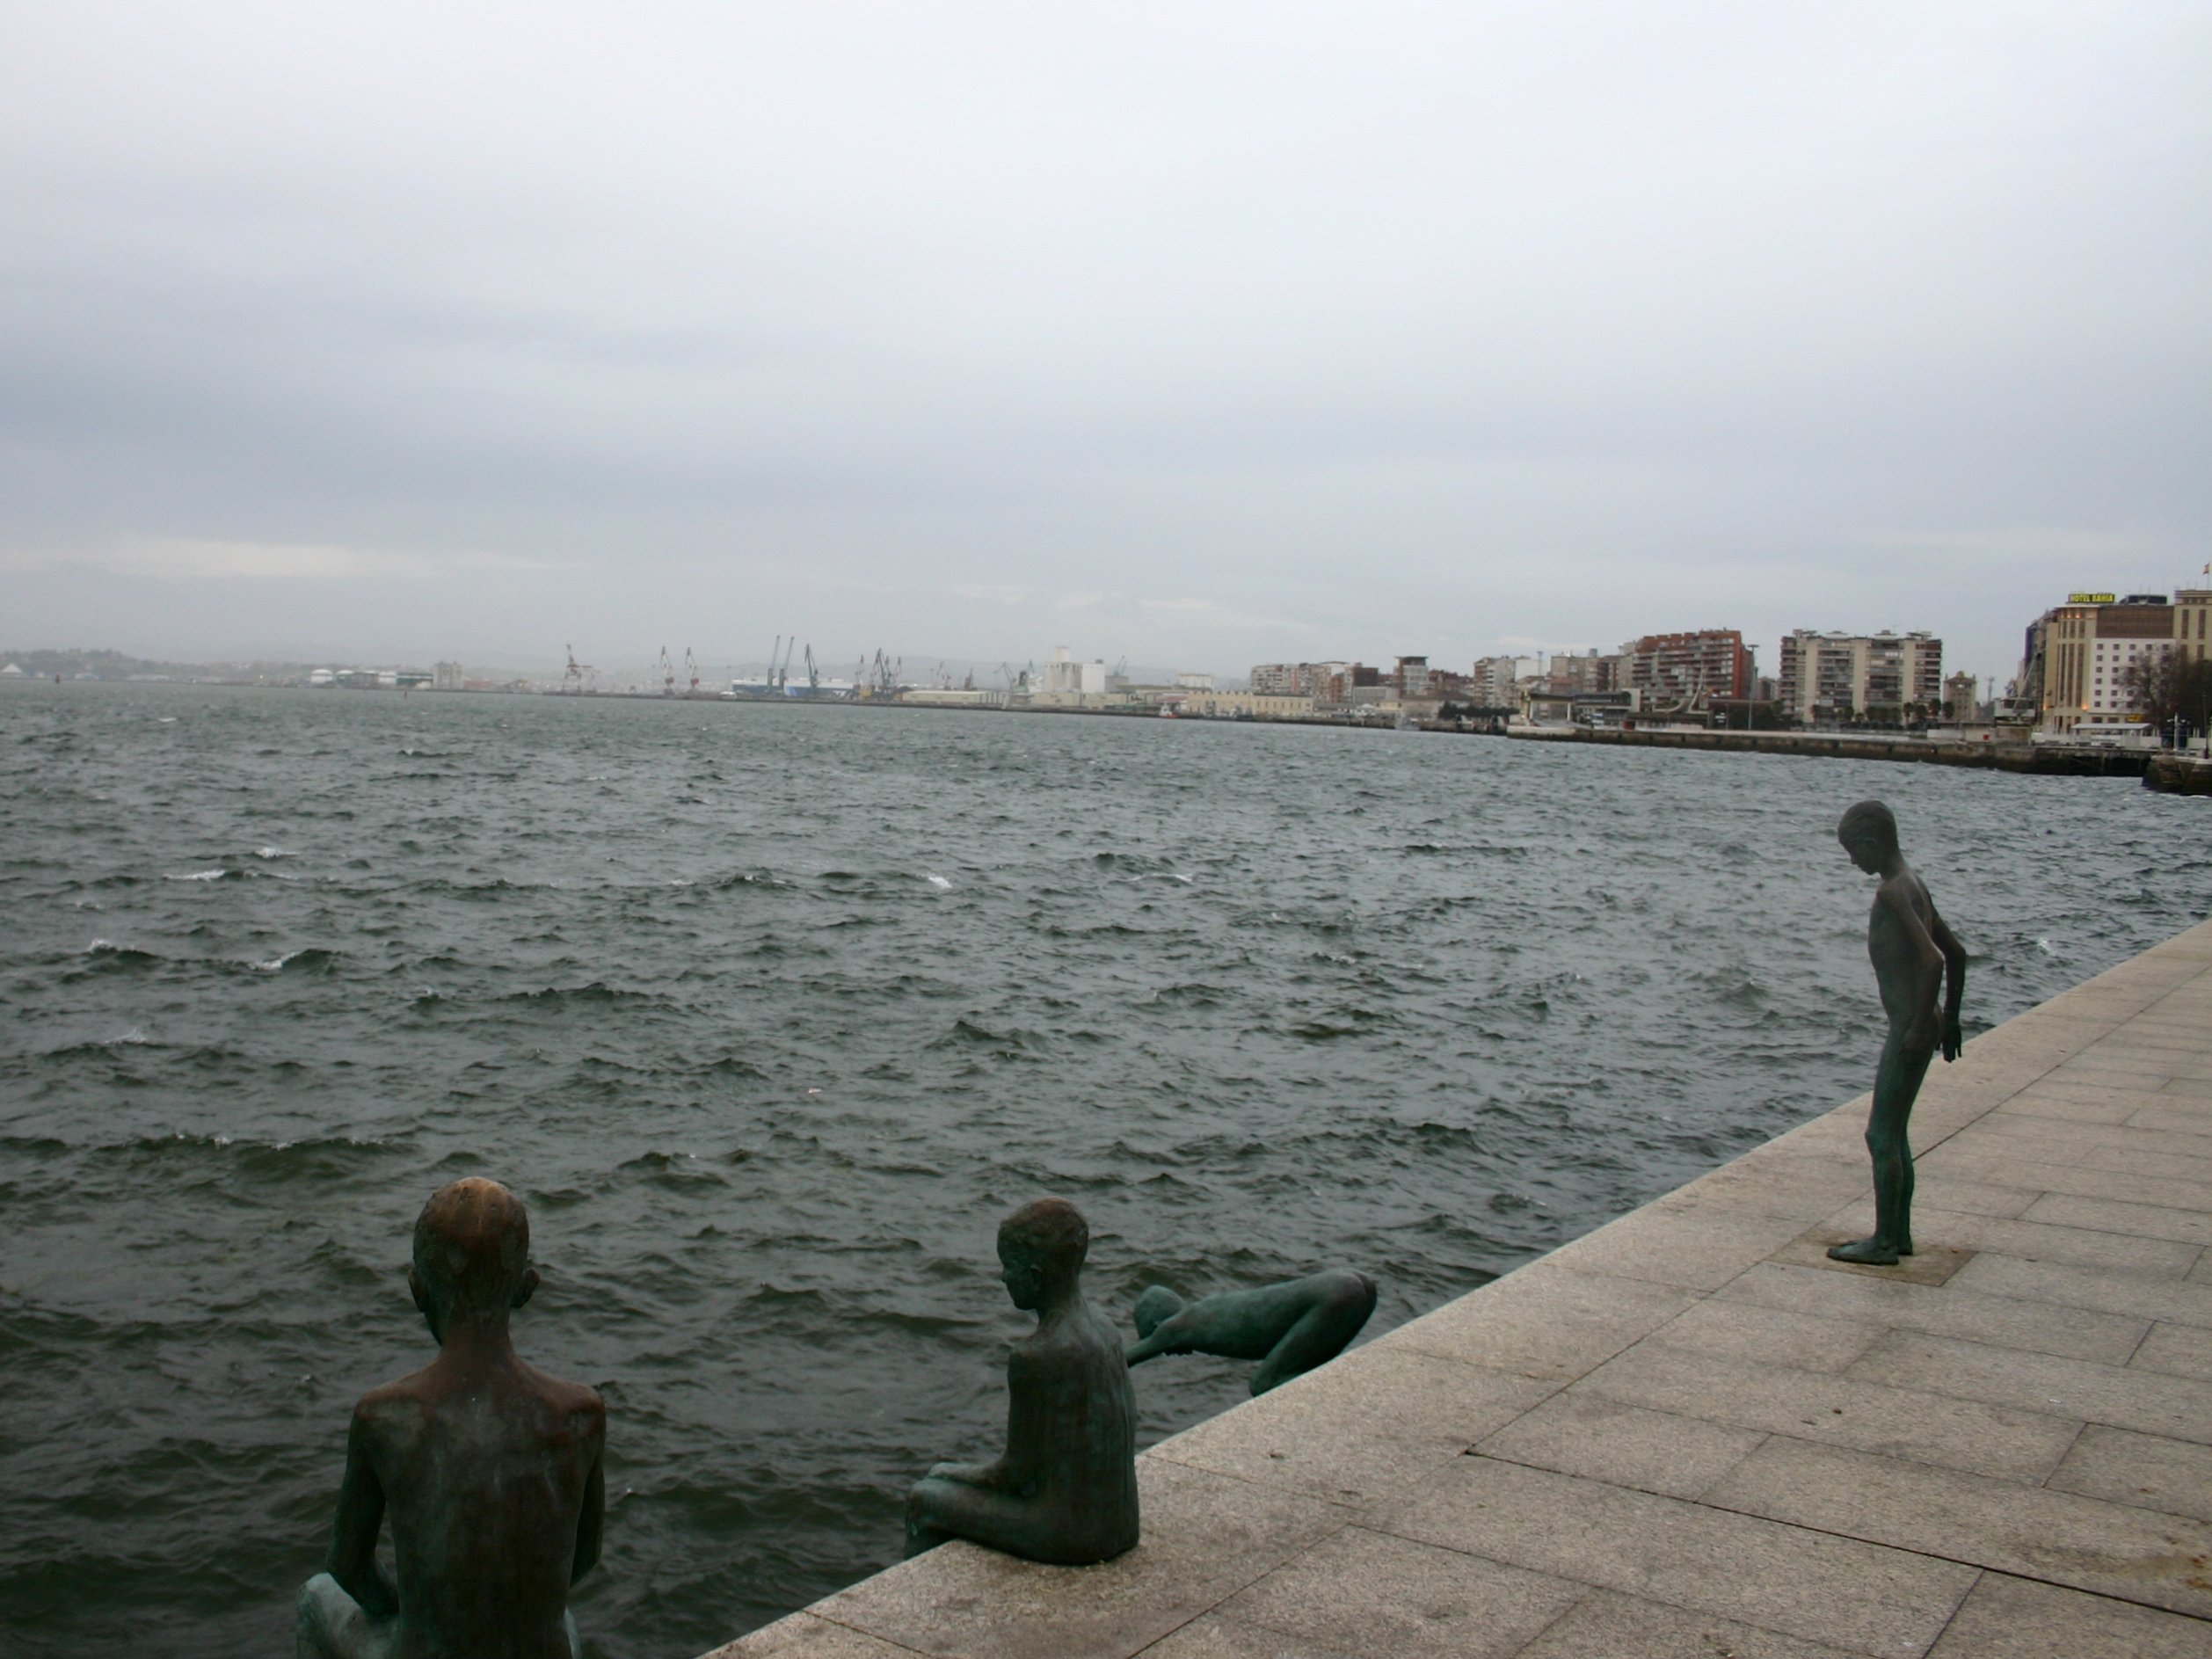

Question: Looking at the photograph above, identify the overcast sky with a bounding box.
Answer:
[3,4,2207,685]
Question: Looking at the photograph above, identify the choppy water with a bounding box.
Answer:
[2,683,2206,1658]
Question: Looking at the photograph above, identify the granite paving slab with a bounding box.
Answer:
[1705,1435,2212,1619]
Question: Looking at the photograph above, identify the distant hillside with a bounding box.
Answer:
[0,648,313,682]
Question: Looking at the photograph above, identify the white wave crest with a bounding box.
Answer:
[166,869,229,882]
[926,873,953,891]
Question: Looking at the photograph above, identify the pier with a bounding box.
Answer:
[704,919,2212,1659]
[1503,724,2159,776]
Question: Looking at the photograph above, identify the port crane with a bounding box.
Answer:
[563,644,595,694]
[683,647,701,696]
[658,646,676,696]
[860,649,900,700]
[765,634,800,695]
[803,643,822,695]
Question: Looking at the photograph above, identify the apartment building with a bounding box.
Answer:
[2031,593,2187,733]
[1468,656,1538,708]
[1249,660,1357,699]
[1775,630,1943,723]
[1623,629,1752,713]
[1546,651,1626,695]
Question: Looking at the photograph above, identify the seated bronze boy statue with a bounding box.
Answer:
[905,1198,1139,1565]
[297,1178,606,1659]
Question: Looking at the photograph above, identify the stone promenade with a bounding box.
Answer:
[707,919,2212,1659]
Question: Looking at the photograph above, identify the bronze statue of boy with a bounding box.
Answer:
[297,1178,607,1659]
[905,1198,1139,1565]
[1828,800,1968,1267]
[1125,1269,1376,1394]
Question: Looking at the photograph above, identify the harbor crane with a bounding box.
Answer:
[563,644,595,694]
[767,634,799,695]
[803,643,821,695]
[860,648,899,700]
[658,646,676,696]
[684,647,701,696]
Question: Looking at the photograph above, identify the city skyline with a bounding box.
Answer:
[4,6,2207,683]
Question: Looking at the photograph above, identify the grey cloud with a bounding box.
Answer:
[1,3,2206,680]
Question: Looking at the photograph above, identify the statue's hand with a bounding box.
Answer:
[1940,1018,1962,1063]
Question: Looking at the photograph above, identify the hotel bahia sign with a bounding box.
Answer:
[2067,593,2118,605]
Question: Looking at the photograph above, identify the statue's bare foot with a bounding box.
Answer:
[1827,1236,1901,1266]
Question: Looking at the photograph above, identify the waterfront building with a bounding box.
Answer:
[2179,588,2211,667]
[1181,690,1318,721]
[1393,656,1430,697]
[1175,672,1215,691]
[1775,629,1943,724]
[1249,661,1357,701]
[1622,629,1752,714]
[1039,647,1108,697]
[1425,667,1473,699]
[1945,672,1978,723]
[433,661,464,691]
[2029,593,2185,734]
[1546,650,1626,695]
[1469,656,1537,708]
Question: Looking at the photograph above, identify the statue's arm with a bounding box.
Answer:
[327,1408,398,1619]
[571,1405,606,1584]
[1928,906,1968,1060]
[986,1344,1063,1496]
[1125,1316,1192,1365]
[927,1356,1030,1490]
[1879,884,1948,1047]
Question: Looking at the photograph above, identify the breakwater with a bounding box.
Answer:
[2146,753,2212,795]
[1506,724,2156,775]
[704,920,2212,1659]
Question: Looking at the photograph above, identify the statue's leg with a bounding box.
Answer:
[1830,1033,1934,1264]
[1881,1043,1934,1255]
[904,1476,961,1558]
[1250,1274,1378,1394]
[296,1574,393,1659]
[564,1610,582,1659]
[906,1474,1099,1563]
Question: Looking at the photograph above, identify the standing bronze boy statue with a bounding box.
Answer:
[1828,800,1968,1267]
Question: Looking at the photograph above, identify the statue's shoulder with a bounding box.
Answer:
[509,1361,608,1434]
[350,1374,435,1450]
[1012,1319,1110,1379]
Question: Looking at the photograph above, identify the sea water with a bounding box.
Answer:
[3,683,2206,1657]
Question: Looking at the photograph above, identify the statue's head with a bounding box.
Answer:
[997,1197,1088,1310]
[1837,799,1898,874]
[409,1177,537,1338]
[1132,1284,1183,1338]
